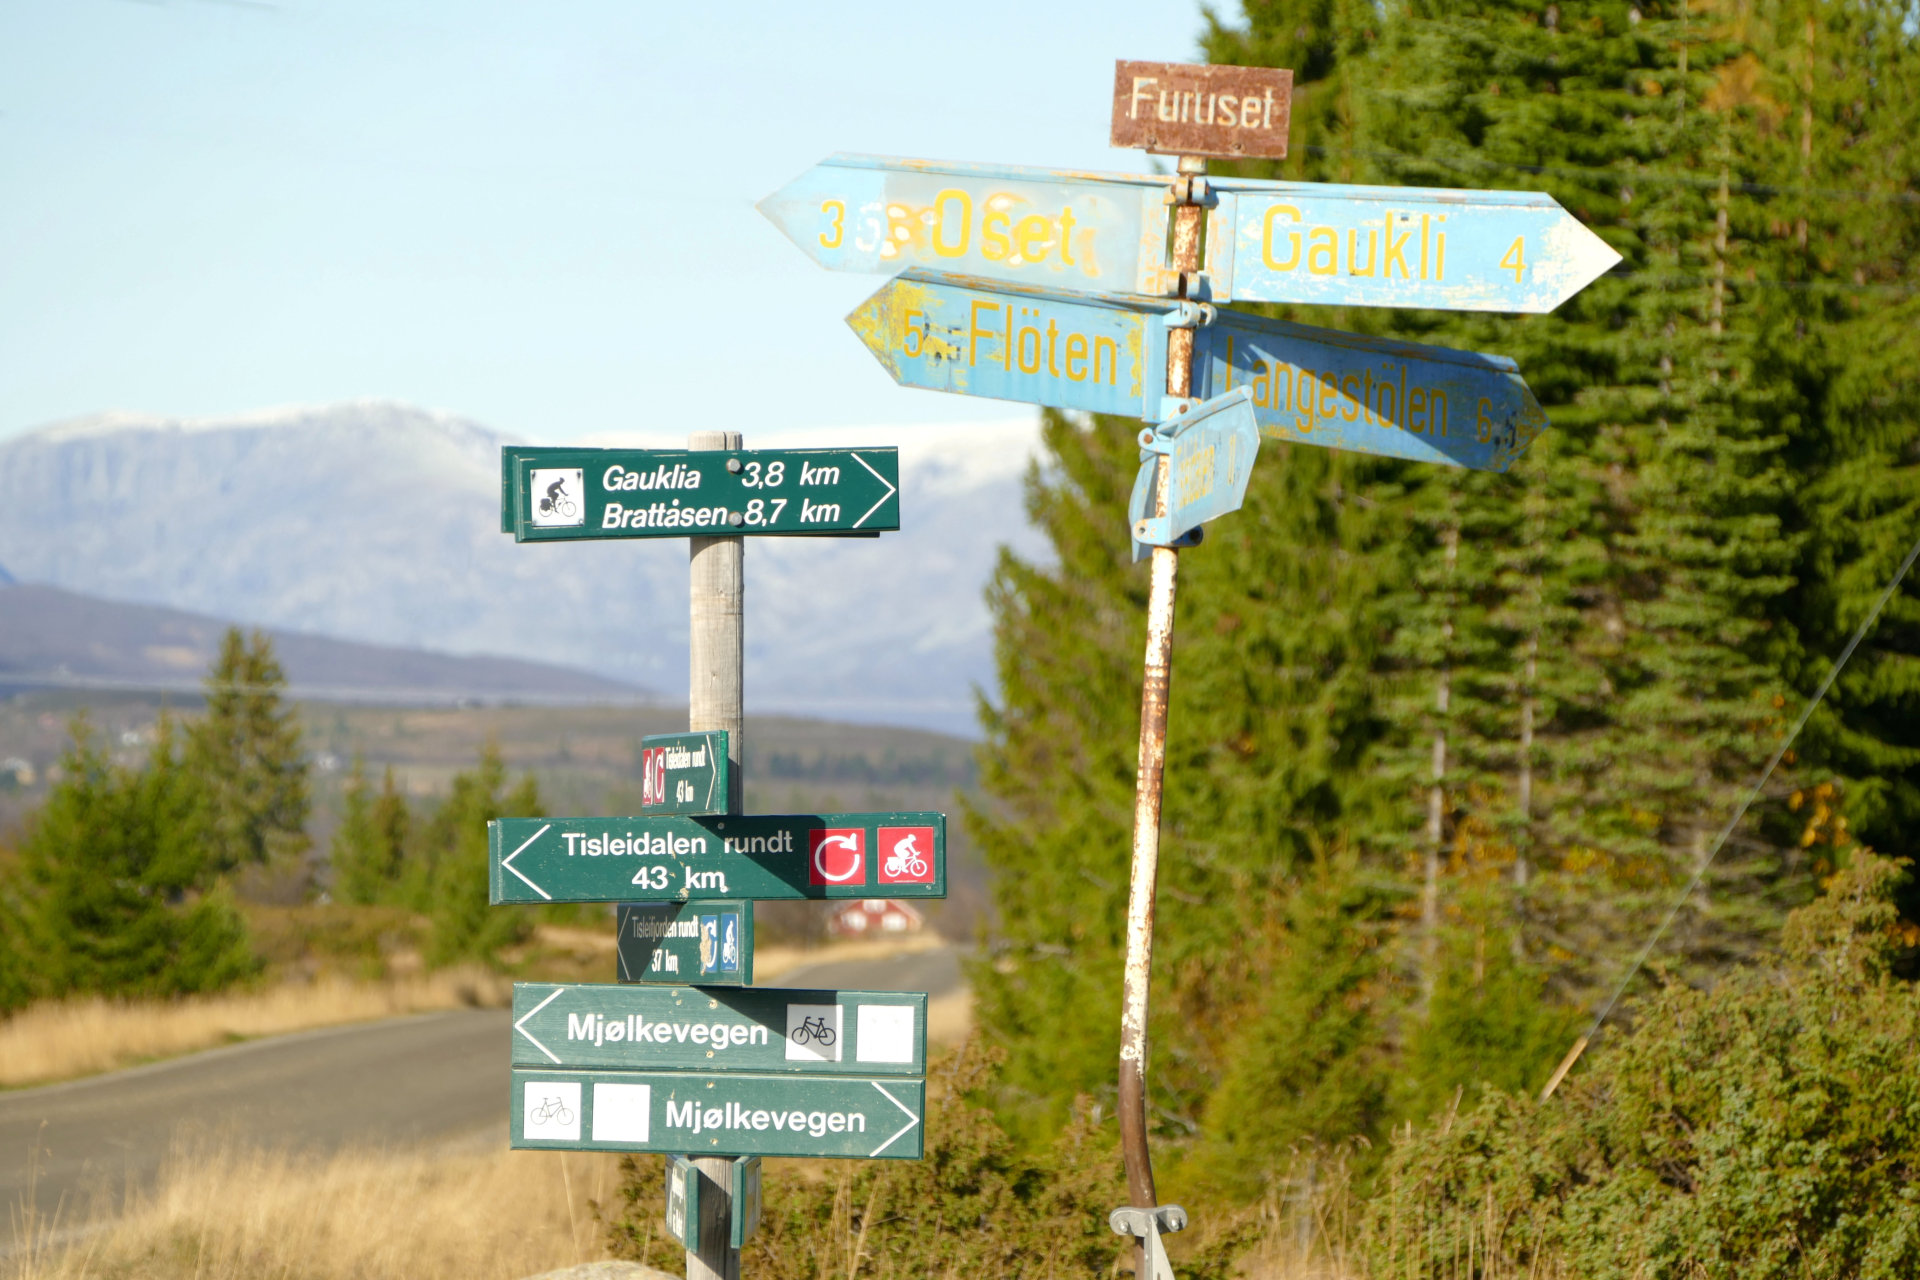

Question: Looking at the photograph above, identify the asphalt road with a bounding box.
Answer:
[0,944,963,1241]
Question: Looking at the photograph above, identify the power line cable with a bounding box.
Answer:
[1540,525,1920,1100]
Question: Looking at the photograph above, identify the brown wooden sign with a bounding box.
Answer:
[1110,60,1293,161]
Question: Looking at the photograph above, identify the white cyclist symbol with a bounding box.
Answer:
[884,832,929,880]
[813,832,863,882]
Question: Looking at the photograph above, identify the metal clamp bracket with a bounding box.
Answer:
[1131,427,1200,549]
[1109,1205,1189,1280]
[1168,174,1211,205]
[1161,300,1216,330]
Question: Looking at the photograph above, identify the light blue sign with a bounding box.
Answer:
[1195,307,1546,472]
[1204,178,1621,313]
[848,270,1163,421]
[850,271,1546,473]
[766,156,1618,315]
[1129,388,1261,559]
[759,154,1174,296]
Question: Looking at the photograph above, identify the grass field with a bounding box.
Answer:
[0,967,511,1091]
[0,933,964,1091]
[6,1137,627,1280]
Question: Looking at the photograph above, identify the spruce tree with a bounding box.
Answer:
[424,743,543,966]
[185,628,310,876]
[331,757,410,905]
[19,717,254,998]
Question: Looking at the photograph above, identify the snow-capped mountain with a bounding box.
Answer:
[0,403,1048,735]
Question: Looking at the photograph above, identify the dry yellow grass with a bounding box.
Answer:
[0,968,511,1090]
[7,1135,625,1280]
[0,934,961,1092]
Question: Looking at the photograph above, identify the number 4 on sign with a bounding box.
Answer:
[1501,237,1526,282]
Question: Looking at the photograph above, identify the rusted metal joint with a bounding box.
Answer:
[1169,174,1210,206]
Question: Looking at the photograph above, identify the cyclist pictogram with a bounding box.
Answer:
[877,825,937,884]
[790,1015,837,1048]
[883,833,928,881]
[529,1094,575,1126]
[528,468,585,528]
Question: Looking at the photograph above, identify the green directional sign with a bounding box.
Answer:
[659,1155,762,1250]
[617,900,753,986]
[514,983,928,1075]
[664,1155,702,1250]
[490,812,946,905]
[505,447,898,541]
[638,730,729,816]
[511,1068,926,1160]
[730,1156,762,1248]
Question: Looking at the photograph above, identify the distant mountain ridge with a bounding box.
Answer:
[0,403,1044,734]
[0,582,642,705]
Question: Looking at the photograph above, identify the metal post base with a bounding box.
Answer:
[1109,1205,1188,1280]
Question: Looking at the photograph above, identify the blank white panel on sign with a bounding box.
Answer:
[856,1005,917,1064]
[592,1082,652,1142]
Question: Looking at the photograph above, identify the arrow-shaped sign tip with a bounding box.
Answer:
[1541,207,1625,311]
[845,280,910,383]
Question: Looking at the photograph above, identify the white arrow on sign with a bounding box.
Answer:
[501,823,552,901]
[515,985,565,1063]
[869,1082,921,1157]
[851,452,898,528]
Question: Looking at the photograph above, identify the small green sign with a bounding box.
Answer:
[664,1155,701,1250]
[637,730,729,816]
[505,447,899,542]
[731,1156,762,1248]
[489,812,947,905]
[513,983,927,1075]
[617,900,754,986]
[511,1068,925,1160]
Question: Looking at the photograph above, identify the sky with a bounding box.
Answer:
[0,0,1210,444]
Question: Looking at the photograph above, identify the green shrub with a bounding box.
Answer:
[16,717,256,1000]
[604,1042,1254,1279]
[1360,853,1920,1280]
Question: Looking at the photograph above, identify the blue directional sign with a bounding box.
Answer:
[848,270,1163,421]
[1203,178,1621,313]
[759,154,1175,297]
[1129,388,1261,558]
[851,271,1546,472]
[767,156,1619,315]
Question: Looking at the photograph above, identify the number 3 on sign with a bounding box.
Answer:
[1501,236,1526,282]
[819,200,845,249]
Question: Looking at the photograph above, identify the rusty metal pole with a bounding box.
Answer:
[687,428,744,1280]
[1118,154,1205,1278]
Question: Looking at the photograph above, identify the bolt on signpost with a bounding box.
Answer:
[764,53,1618,1278]
[493,431,943,1280]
